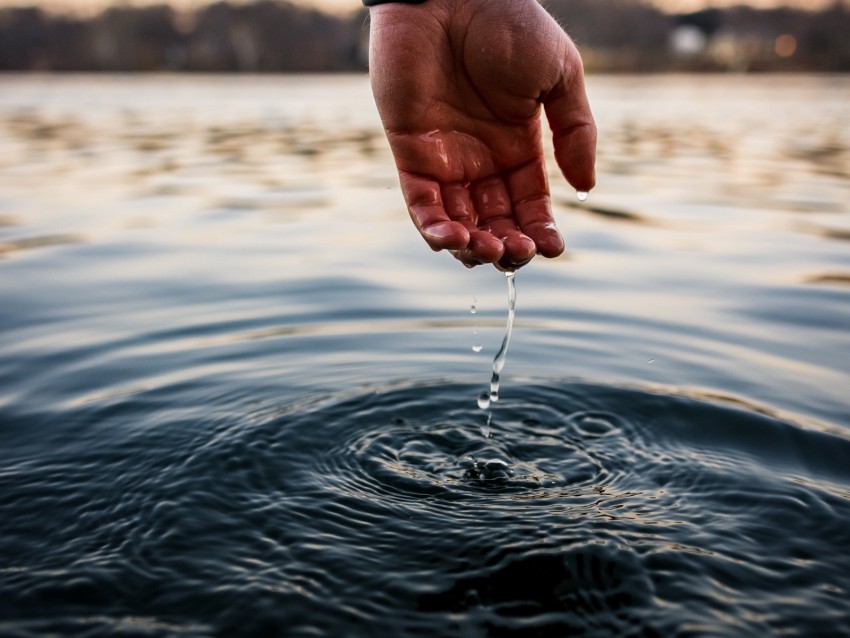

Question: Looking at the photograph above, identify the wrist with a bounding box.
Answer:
[363,0,427,5]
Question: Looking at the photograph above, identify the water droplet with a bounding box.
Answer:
[472,344,483,353]
[480,411,493,439]
[470,304,477,314]
[479,458,513,479]
[477,392,491,410]
[480,271,515,406]
[648,358,655,364]
[571,412,617,436]
[576,191,588,202]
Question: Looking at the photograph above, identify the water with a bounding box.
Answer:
[477,271,517,412]
[489,271,517,405]
[1,74,849,637]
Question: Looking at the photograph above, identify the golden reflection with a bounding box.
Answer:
[562,202,650,225]
[805,273,850,286]
[0,233,84,257]
[799,225,850,242]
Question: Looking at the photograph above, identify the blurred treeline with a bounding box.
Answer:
[1,0,849,73]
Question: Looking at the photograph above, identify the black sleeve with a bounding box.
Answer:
[363,0,427,6]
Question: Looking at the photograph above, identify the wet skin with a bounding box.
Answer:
[369,0,597,270]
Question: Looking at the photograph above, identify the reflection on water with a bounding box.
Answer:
[806,272,850,286]
[0,232,84,257]
[0,74,849,636]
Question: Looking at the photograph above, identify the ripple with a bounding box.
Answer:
[1,381,849,637]
[568,410,622,436]
[418,541,659,637]
[0,232,85,258]
[308,385,610,504]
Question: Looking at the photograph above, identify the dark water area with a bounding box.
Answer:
[1,75,849,636]
[2,382,850,637]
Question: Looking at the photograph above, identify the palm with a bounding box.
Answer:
[370,0,596,269]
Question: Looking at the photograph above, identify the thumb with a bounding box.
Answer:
[543,62,597,193]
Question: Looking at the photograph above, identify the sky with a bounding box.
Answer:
[0,0,837,15]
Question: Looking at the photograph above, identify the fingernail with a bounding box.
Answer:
[423,222,454,240]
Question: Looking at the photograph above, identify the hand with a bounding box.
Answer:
[369,0,596,270]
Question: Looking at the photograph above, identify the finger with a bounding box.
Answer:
[543,58,597,193]
[500,231,536,270]
[441,182,476,224]
[470,175,512,226]
[443,183,503,264]
[400,171,470,251]
[481,219,536,271]
[453,230,504,266]
[507,159,565,259]
[496,251,534,272]
[472,177,536,268]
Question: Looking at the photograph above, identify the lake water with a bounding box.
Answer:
[1,74,849,637]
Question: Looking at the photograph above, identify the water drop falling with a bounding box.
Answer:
[486,271,516,406]
[576,191,588,202]
[475,271,516,439]
[471,296,481,353]
[477,392,491,410]
[480,414,491,438]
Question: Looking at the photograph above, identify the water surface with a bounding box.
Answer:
[1,74,849,636]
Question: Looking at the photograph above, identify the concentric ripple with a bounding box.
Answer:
[320,395,607,500]
[1,381,850,637]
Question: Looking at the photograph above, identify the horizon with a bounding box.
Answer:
[0,0,841,16]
